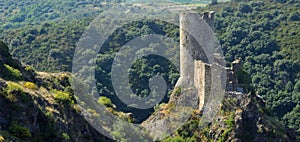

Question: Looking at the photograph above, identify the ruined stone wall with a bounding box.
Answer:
[226,58,243,92]
[176,12,215,111]
[194,61,211,111]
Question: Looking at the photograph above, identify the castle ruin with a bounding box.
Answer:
[175,11,215,111]
[142,11,243,139]
[176,11,243,111]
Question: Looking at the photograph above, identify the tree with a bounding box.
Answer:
[238,3,253,13]
[211,0,218,5]
[288,12,300,21]
[294,80,300,93]
[283,105,300,132]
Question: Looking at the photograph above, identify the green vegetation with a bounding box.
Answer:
[0,0,109,29]
[23,82,37,90]
[0,135,4,142]
[89,20,180,122]
[2,64,22,80]
[8,121,32,139]
[62,132,71,141]
[2,0,298,127]
[2,82,24,102]
[98,96,113,107]
[225,112,235,129]
[0,40,109,141]
[163,136,185,142]
[24,65,35,74]
[53,90,72,104]
[219,112,235,141]
[200,0,300,134]
[283,104,300,134]
[87,109,100,117]
[6,82,23,92]
[174,87,181,96]
[1,18,92,71]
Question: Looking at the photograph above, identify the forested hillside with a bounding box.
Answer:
[1,19,91,71]
[163,0,300,140]
[0,0,299,141]
[0,0,110,29]
[204,0,300,135]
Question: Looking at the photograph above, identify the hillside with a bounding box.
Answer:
[0,41,111,141]
[0,0,108,29]
[155,92,297,141]
[199,0,300,136]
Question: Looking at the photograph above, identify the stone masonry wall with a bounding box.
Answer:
[176,12,215,111]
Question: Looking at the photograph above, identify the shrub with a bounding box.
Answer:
[24,65,36,75]
[4,82,24,102]
[24,65,35,72]
[2,64,22,80]
[97,96,113,107]
[23,82,37,90]
[174,87,181,96]
[225,112,235,129]
[62,133,71,141]
[8,121,32,139]
[238,3,252,13]
[7,82,23,92]
[45,111,54,122]
[0,135,4,142]
[288,12,300,21]
[87,109,100,117]
[53,90,72,104]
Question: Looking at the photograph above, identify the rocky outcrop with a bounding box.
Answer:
[0,41,21,71]
[142,88,199,140]
[0,74,113,142]
[208,92,298,142]
[143,90,298,141]
[0,41,35,82]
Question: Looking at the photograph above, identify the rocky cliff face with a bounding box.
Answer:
[0,41,111,142]
[143,89,298,141]
[209,92,297,142]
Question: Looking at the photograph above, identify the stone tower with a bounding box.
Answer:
[142,12,222,139]
[176,12,215,111]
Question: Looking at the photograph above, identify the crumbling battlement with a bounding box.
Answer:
[202,11,215,30]
[226,58,243,92]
